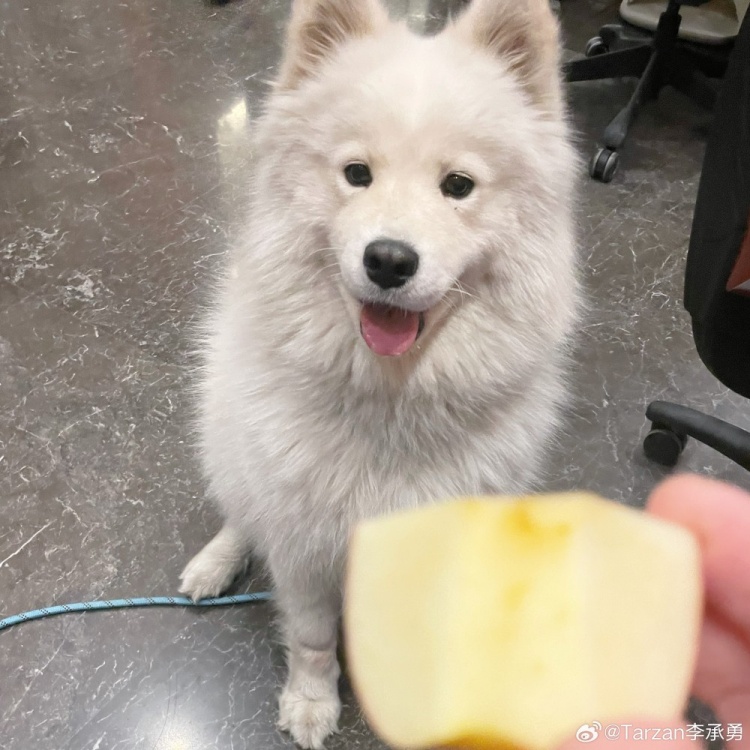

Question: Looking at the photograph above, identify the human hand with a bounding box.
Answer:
[558,474,750,750]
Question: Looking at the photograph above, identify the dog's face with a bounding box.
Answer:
[267,0,567,357]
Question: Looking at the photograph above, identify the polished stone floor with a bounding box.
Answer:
[1,1,747,748]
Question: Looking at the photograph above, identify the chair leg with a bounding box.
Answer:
[644,401,750,470]
[599,23,652,51]
[669,53,720,110]
[681,43,731,79]
[565,45,652,83]
[602,49,660,150]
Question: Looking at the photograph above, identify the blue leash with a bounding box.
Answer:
[0,592,273,633]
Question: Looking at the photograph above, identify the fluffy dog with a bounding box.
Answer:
[181,0,580,746]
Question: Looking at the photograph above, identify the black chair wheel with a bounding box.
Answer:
[643,427,688,467]
[589,147,619,182]
[585,36,609,57]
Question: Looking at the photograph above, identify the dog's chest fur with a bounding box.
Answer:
[201,296,562,572]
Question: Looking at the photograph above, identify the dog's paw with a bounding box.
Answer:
[179,546,242,601]
[278,685,341,749]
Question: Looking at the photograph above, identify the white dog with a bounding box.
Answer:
[180,0,580,746]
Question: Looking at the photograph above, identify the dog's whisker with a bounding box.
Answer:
[450,281,479,302]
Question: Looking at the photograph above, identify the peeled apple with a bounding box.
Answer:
[344,494,702,750]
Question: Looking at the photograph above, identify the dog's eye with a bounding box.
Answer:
[441,173,474,199]
[344,162,373,187]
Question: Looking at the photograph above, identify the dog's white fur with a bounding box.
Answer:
[180,0,580,746]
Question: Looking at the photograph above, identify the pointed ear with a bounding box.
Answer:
[277,0,390,89]
[451,0,563,112]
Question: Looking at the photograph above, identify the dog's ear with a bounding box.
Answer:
[277,0,389,89]
[451,0,562,113]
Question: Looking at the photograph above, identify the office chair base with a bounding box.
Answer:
[644,401,750,471]
[566,0,729,181]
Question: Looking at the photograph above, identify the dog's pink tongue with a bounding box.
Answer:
[360,304,419,356]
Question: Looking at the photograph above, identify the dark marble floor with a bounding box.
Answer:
[1,1,747,748]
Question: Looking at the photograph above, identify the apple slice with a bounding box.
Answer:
[344,494,702,750]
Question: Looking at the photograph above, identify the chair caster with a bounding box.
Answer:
[585,36,609,57]
[589,147,619,182]
[643,426,688,467]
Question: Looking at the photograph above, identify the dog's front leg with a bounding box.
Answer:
[272,555,341,750]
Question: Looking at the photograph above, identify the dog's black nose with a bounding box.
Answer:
[363,239,419,290]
